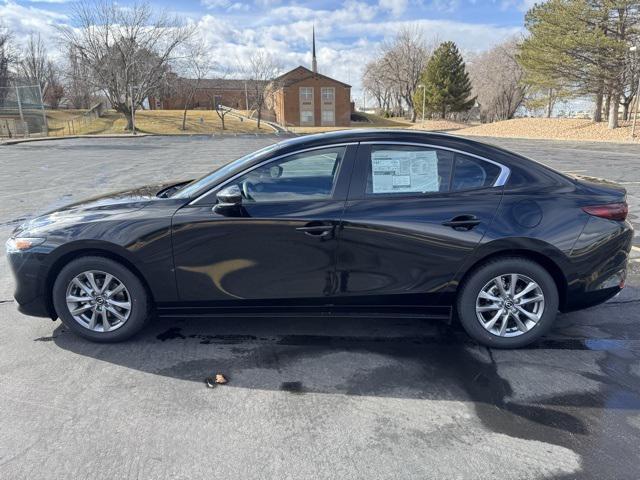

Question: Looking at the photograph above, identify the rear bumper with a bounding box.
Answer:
[563,218,633,311]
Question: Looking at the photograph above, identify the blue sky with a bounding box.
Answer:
[1,0,535,99]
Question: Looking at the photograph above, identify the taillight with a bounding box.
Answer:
[582,202,628,221]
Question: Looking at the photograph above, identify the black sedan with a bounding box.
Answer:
[6,130,633,348]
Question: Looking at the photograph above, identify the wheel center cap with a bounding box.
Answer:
[504,299,514,309]
[95,296,105,305]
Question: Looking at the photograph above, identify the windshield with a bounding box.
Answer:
[170,143,282,198]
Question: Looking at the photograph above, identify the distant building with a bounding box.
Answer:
[149,27,352,127]
[149,78,265,111]
[267,28,352,127]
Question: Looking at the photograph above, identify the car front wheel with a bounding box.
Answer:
[52,256,149,342]
[456,257,559,348]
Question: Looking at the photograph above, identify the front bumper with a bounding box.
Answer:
[7,249,53,318]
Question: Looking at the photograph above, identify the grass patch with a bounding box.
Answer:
[45,109,269,137]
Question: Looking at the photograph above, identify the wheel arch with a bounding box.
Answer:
[456,247,569,310]
[44,245,155,318]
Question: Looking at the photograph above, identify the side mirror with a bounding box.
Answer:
[213,184,242,214]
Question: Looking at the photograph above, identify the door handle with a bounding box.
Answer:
[442,215,481,230]
[295,224,334,237]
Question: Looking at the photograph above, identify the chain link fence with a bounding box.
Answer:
[0,85,48,138]
[46,103,106,137]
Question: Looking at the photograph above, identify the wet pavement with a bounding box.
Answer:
[1,135,639,479]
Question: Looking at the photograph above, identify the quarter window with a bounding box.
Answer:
[366,145,453,195]
[229,147,345,203]
[451,154,501,191]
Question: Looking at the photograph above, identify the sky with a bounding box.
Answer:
[0,0,537,102]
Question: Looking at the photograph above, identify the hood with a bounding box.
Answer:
[12,180,189,238]
[52,181,182,214]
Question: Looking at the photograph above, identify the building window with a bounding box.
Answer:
[300,87,313,103]
[321,110,334,123]
[321,87,334,102]
[301,110,314,124]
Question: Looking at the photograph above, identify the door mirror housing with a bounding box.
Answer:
[214,185,242,214]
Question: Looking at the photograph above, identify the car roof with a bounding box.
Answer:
[269,129,572,190]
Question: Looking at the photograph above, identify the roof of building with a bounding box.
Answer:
[272,66,351,89]
[176,78,268,90]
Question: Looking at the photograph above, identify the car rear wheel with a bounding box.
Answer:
[52,256,149,342]
[456,257,559,348]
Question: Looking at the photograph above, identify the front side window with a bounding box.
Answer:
[229,147,345,203]
[366,145,453,195]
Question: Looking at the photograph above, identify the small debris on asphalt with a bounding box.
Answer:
[204,373,228,388]
[205,377,216,388]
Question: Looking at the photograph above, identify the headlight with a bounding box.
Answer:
[5,237,46,253]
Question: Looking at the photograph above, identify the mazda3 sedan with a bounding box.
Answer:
[7,130,633,348]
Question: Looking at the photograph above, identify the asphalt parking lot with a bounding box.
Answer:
[1,134,639,479]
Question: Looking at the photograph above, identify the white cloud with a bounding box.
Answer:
[0,0,67,49]
[2,0,525,100]
[501,0,537,12]
[378,0,408,17]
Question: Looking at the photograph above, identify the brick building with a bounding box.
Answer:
[267,29,352,127]
[149,78,265,111]
[149,28,352,127]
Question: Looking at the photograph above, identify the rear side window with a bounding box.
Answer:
[451,154,501,191]
[365,145,454,195]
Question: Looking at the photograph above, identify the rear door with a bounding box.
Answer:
[335,142,506,307]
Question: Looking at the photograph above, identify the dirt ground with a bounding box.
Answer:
[455,117,639,143]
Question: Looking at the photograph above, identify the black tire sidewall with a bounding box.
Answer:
[52,256,149,342]
[457,258,559,349]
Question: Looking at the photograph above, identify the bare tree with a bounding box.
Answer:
[468,39,527,122]
[58,1,194,131]
[242,51,282,129]
[174,40,214,130]
[64,46,94,109]
[214,103,232,130]
[362,58,394,113]
[15,33,65,108]
[377,27,431,122]
[0,23,15,103]
[43,60,64,108]
[17,34,47,92]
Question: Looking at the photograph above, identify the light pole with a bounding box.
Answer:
[631,46,640,139]
[418,84,426,127]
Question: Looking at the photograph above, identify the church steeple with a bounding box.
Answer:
[312,25,318,74]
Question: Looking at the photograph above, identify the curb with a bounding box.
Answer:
[1,131,289,146]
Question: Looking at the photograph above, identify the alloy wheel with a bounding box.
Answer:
[65,270,132,332]
[475,273,545,337]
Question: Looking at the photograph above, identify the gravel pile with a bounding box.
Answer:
[408,120,468,131]
[456,118,639,143]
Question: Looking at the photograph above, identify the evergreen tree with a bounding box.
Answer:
[517,0,639,127]
[415,41,475,119]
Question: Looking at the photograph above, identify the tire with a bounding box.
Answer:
[52,256,150,342]
[456,257,559,349]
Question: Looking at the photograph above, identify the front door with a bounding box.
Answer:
[171,145,355,304]
[335,143,505,306]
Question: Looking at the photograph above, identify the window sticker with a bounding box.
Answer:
[371,149,439,193]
